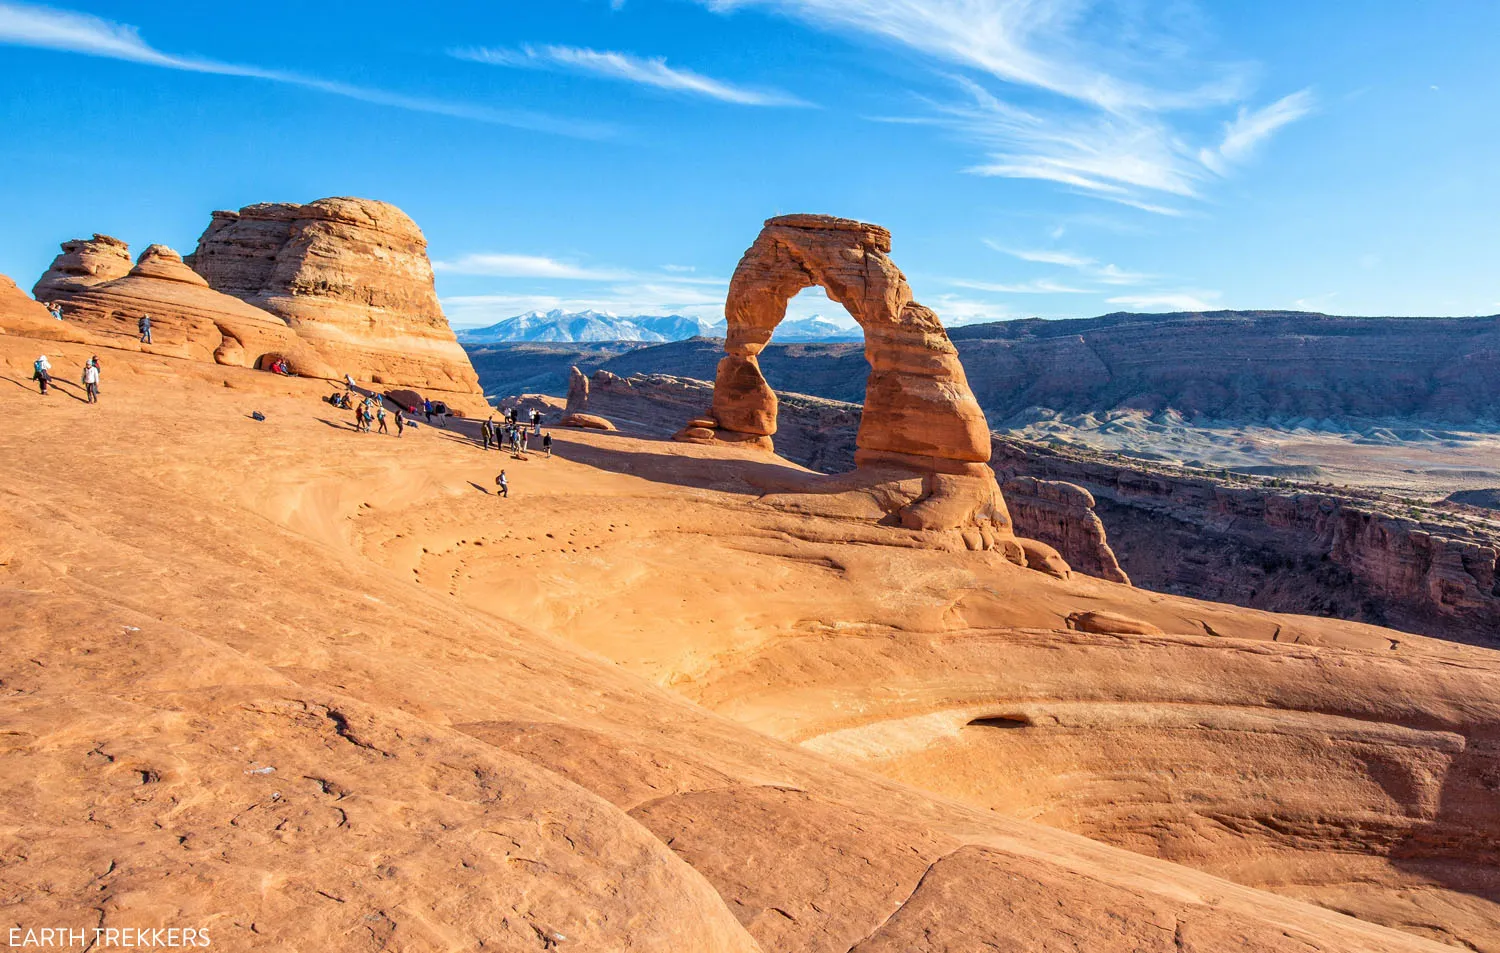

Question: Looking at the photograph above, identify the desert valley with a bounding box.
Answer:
[2,196,1499,953]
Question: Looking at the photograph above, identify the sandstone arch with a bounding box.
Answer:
[711,214,992,470]
[688,214,1019,548]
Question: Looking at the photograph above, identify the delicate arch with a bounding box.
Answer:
[710,214,992,472]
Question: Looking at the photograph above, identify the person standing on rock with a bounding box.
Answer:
[423,399,433,425]
[542,432,552,458]
[481,416,494,451]
[81,357,100,404]
[532,409,542,434]
[32,355,51,395]
[495,470,509,498]
[376,402,389,435]
[138,314,152,344]
[394,407,405,438]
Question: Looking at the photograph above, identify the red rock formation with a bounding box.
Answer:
[32,234,131,301]
[0,274,96,345]
[1002,476,1131,584]
[701,215,1013,547]
[45,245,316,371]
[187,198,485,412]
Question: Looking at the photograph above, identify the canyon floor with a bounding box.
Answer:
[1002,407,1500,498]
[3,333,1499,951]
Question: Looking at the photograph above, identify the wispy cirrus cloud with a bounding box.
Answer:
[701,0,1312,214]
[949,277,1089,294]
[452,44,810,107]
[0,2,611,138]
[432,253,635,281]
[984,240,1155,286]
[1200,89,1315,174]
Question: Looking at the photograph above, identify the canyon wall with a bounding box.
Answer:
[993,437,1500,645]
[472,308,1500,427]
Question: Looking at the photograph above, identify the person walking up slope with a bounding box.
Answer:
[495,470,509,498]
[138,314,152,344]
[32,355,51,395]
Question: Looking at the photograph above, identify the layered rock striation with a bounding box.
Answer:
[187,197,484,411]
[994,436,1500,644]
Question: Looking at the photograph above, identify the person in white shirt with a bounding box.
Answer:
[33,355,51,395]
[82,357,101,404]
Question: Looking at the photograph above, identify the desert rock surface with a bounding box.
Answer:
[187,197,485,412]
[1,308,1497,950]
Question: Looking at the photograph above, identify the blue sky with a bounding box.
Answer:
[1,1,1496,329]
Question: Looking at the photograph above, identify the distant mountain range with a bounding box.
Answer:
[455,309,863,344]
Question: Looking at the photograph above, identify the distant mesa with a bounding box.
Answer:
[27,197,487,412]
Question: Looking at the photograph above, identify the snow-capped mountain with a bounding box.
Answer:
[456,310,864,344]
[765,315,863,343]
[457,310,712,344]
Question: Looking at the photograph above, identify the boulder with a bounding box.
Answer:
[187,197,485,413]
[561,413,617,431]
[33,234,132,301]
[1019,539,1072,579]
[42,246,318,372]
[1067,610,1165,636]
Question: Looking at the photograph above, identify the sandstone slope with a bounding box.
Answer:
[0,328,1487,952]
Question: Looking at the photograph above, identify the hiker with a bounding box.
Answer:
[394,407,405,437]
[47,302,63,321]
[423,398,433,424]
[32,355,51,394]
[518,430,529,454]
[495,470,509,498]
[344,373,357,392]
[138,314,152,344]
[376,402,389,434]
[542,432,552,457]
[532,409,542,434]
[353,401,365,432]
[81,356,100,403]
[481,417,494,450]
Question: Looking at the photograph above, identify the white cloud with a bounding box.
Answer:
[453,44,809,107]
[0,2,609,137]
[983,240,1154,286]
[928,294,1017,325]
[949,277,1089,294]
[1200,89,1314,174]
[698,0,1240,113]
[432,253,634,280]
[706,1,1310,213]
[1106,291,1220,312]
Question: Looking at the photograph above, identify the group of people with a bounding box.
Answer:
[266,358,293,376]
[352,393,403,436]
[31,353,102,403]
[481,408,551,458]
